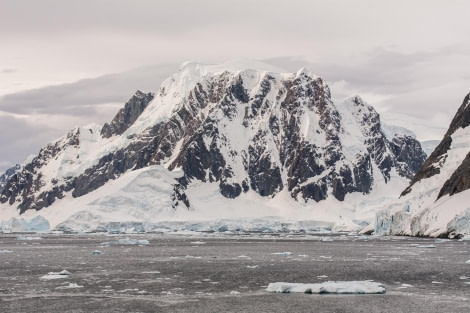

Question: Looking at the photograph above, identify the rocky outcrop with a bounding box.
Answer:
[437,151,470,198]
[101,91,154,138]
[0,164,21,194]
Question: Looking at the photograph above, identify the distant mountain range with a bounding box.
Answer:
[1,62,466,236]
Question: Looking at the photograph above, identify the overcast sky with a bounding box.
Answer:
[1,0,470,171]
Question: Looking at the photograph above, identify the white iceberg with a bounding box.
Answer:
[266,281,386,294]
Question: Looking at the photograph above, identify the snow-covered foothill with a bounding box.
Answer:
[266,281,386,294]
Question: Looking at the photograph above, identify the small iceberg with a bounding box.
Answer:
[40,270,71,280]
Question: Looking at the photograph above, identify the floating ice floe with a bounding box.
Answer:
[271,252,293,256]
[266,281,386,294]
[16,235,41,241]
[91,250,102,255]
[40,270,71,280]
[416,245,436,249]
[247,265,258,269]
[55,283,83,289]
[0,250,13,253]
[465,260,470,264]
[101,238,149,246]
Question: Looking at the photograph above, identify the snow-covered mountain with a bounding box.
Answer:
[0,62,427,232]
[370,93,470,238]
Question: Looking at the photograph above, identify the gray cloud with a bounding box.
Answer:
[2,0,470,171]
[1,68,16,74]
[0,63,177,116]
[0,63,180,172]
[0,115,58,171]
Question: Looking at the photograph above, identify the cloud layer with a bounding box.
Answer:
[1,0,470,171]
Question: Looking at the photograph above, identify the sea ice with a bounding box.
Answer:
[16,235,41,241]
[0,250,13,253]
[266,281,386,294]
[416,245,436,248]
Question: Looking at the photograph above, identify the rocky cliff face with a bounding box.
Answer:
[402,93,470,197]
[101,91,154,138]
[373,93,470,238]
[0,63,426,216]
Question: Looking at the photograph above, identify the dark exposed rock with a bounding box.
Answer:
[101,91,154,138]
[390,135,428,179]
[437,151,470,199]
[0,128,80,212]
[0,164,21,194]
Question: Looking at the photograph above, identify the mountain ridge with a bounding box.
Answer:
[0,62,427,232]
[372,93,470,238]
